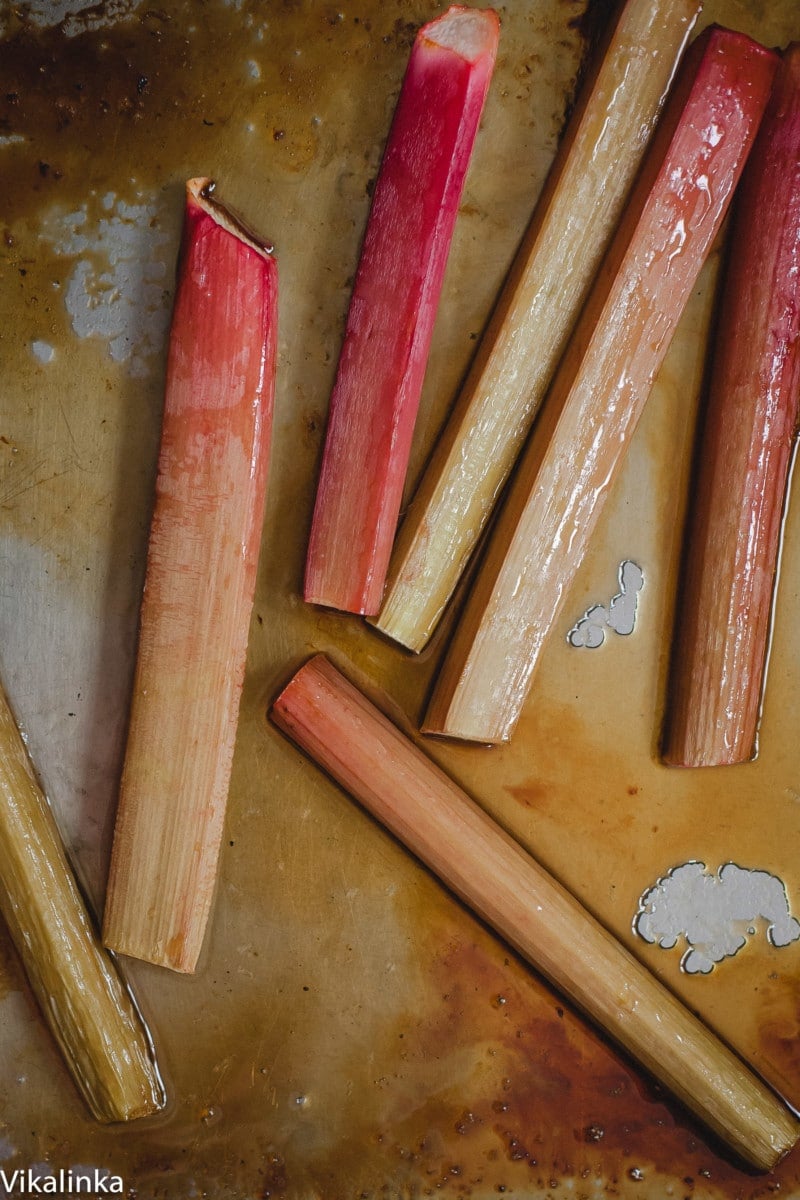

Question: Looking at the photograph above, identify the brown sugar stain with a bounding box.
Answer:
[351,929,800,1197]
[756,972,800,1094]
[0,0,413,232]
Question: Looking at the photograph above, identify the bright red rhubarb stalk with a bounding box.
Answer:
[664,44,800,767]
[103,178,278,973]
[304,6,499,615]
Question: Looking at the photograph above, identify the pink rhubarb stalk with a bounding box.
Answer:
[304,6,499,615]
[664,44,800,767]
[424,27,778,744]
[103,178,278,974]
[270,655,799,1171]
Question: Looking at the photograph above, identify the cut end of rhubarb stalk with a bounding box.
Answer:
[186,177,275,259]
[303,7,499,617]
[421,5,500,62]
[103,181,278,974]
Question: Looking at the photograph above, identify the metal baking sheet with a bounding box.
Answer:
[1,0,799,1195]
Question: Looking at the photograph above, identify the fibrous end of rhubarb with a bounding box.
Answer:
[185,177,275,260]
[421,5,500,62]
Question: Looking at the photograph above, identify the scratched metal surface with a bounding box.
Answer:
[0,0,799,1196]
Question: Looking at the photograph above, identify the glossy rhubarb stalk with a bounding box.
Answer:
[304,6,499,616]
[271,655,799,1171]
[374,0,702,652]
[664,44,800,768]
[0,681,164,1121]
[424,28,778,744]
[103,179,277,973]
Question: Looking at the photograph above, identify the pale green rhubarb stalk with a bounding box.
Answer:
[0,681,164,1121]
[103,179,278,974]
[424,27,778,744]
[304,6,499,616]
[374,0,702,652]
[270,655,799,1171]
[664,44,800,767]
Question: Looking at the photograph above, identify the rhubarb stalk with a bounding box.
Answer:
[374,0,702,652]
[424,28,778,744]
[0,680,164,1122]
[103,179,278,973]
[664,44,800,768]
[271,655,799,1171]
[304,6,499,616]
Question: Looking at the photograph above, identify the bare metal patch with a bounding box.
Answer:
[39,191,171,377]
[634,861,800,974]
[567,560,644,648]
[8,0,142,36]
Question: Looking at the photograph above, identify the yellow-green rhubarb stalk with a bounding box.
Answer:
[0,681,164,1121]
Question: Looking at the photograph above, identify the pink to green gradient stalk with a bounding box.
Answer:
[103,179,278,973]
[304,6,500,616]
[664,44,800,767]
